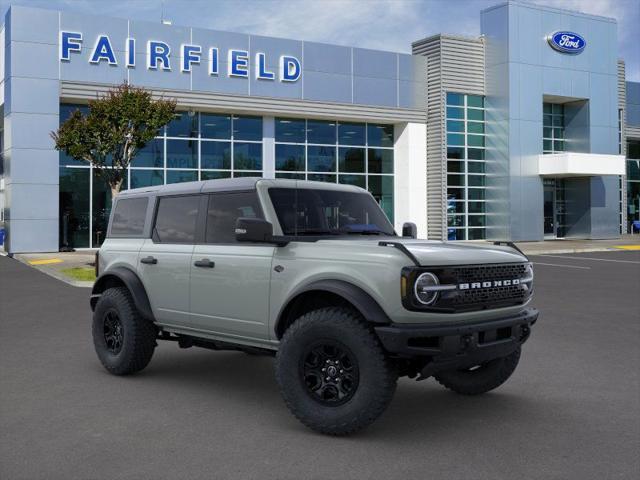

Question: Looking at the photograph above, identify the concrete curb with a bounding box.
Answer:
[520,247,621,255]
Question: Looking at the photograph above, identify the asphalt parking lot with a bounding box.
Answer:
[1,250,639,479]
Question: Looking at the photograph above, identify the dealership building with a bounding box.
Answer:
[0,1,639,252]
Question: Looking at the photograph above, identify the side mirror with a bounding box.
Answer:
[235,218,289,246]
[402,222,417,239]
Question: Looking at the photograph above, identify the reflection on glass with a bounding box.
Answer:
[167,111,198,138]
[369,149,394,174]
[92,169,127,247]
[130,169,163,189]
[167,139,197,169]
[201,170,231,180]
[276,118,306,143]
[338,122,366,146]
[368,175,394,223]
[233,142,262,170]
[307,120,336,144]
[338,147,365,173]
[339,175,366,188]
[201,141,231,169]
[59,167,90,248]
[133,139,164,168]
[446,93,464,106]
[367,124,394,147]
[307,145,336,172]
[233,115,262,141]
[166,170,197,184]
[201,113,231,139]
[276,144,305,171]
[308,174,337,183]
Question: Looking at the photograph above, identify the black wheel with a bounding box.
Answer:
[275,307,397,436]
[92,287,157,375]
[434,347,521,395]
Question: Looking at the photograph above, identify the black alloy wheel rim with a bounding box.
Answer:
[103,310,124,354]
[301,341,359,406]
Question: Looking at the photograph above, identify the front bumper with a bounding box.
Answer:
[374,307,538,377]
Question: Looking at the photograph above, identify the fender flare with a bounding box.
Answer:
[90,267,154,321]
[275,279,391,338]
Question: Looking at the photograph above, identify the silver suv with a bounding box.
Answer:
[91,178,538,435]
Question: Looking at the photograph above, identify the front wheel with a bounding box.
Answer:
[434,347,521,395]
[92,287,157,375]
[275,307,398,436]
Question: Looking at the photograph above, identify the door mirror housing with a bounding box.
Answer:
[235,218,288,246]
[402,222,417,239]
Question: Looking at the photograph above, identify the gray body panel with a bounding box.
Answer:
[98,179,532,351]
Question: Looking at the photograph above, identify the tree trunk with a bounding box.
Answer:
[110,178,123,203]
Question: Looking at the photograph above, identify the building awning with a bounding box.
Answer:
[537,152,626,177]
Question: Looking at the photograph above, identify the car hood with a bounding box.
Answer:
[316,238,527,266]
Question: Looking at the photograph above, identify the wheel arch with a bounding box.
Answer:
[274,280,391,339]
[90,267,155,321]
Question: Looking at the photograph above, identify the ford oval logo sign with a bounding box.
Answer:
[547,31,586,54]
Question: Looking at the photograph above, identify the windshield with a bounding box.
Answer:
[268,187,396,236]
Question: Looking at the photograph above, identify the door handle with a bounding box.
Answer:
[140,256,158,265]
[194,258,215,268]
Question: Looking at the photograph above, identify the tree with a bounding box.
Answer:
[52,83,176,200]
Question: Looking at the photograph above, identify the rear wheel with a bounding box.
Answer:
[92,287,157,375]
[434,347,521,395]
[275,307,397,436]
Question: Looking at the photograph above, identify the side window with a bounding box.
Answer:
[153,195,200,244]
[110,197,149,236]
[205,192,263,243]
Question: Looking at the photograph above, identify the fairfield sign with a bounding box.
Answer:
[59,31,302,82]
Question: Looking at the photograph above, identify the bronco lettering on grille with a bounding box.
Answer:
[458,279,521,290]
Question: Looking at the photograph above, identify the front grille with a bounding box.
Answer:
[453,264,528,283]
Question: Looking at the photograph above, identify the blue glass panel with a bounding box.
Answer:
[446,92,464,106]
[201,113,231,139]
[275,118,306,143]
[132,138,164,168]
[201,171,231,180]
[275,144,305,171]
[233,142,262,170]
[367,124,394,147]
[446,106,464,119]
[368,148,393,174]
[307,120,336,144]
[338,122,366,146]
[447,120,464,133]
[166,139,197,169]
[201,141,231,169]
[167,111,198,138]
[368,175,394,223]
[447,133,465,146]
[307,145,336,172]
[308,174,336,183]
[338,147,365,173]
[233,115,262,141]
[130,169,163,188]
[166,170,197,184]
[59,166,90,248]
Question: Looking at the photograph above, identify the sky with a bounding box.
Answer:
[1,0,638,80]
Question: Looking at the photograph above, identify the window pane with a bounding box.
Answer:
[368,175,394,223]
[447,133,464,146]
[448,228,466,240]
[234,142,262,170]
[111,197,148,236]
[447,174,465,186]
[467,95,484,108]
[92,169,127,247]
[446,92,464,106]
[468,188,485,200]
[59,151,86,167]
[339,174,366,188]
[448,215,465,227]
[368,148,394,174]
[154,195,199,243]
[628,141,640,159]
[447,147,464,159]
[447,187,465,201]
[60,103,89,123]
[167,111,198,138]
[166,170,197,184]
[130,169,163,188]
[627,159,640,180]
[468,161,485,173]
[467,134,485,147]
[446,106,464,119]
[552,103,563,114]
[338,122,366,146]
[543,127,553,138]
[467,109,484,121]
[166,139,197,169]
[554,128,564,139]
[201,141,231,169]
[133,139,164,168]
[201,170,231,180]
[276,144,305,171]
[447,161,464,173]
[447,120,464,133]
[467,122,484,134]
[468,148,484,160]
[468,201,486,214]
[543,114,553,126]
[543,139,553,151]
[276,173,305,180]
[543,103,552,114]
[552,115,563,127]
[308,174,336,183]
[206,192,263,243]
[307,145,336,172]
[468,215,486,227]
[447,200,465,214]
[468,175,485,186]
[307,120,336,144]
[233,171,262,178]
[554,140,564,152]
[468,228,486,240]
[275,117,306,143]
[367,124,394,147]
[59,167,90,248]
[338,147,365,173]
[233,115,262,141]
[201,113,231,139]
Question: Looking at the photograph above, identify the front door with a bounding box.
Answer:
[138,194,200,326]
[543,179,567,238]
[189,191,274,341]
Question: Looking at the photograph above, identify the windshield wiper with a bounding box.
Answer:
[341,229,389,236]
[293,228,341,236]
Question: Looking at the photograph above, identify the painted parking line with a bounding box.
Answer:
[539,254,640,265]
[28,259,63,266]
[613,245,640,251]
[532,262,591,269]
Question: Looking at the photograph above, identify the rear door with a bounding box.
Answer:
[138,194,201,326]
[189,191,274,341]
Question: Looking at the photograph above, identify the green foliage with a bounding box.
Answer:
[52,83,176,195]
[61,267,96,282]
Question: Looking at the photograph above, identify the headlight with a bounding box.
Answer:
[521,262,534,293]
[414,272,440,305]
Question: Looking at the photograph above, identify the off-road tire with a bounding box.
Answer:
[275,307,397,436]
[434,347,521,395]
[92,287,156,375]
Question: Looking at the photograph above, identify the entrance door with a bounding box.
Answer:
[543,179,567,238]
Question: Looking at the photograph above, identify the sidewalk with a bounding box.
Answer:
[10,251,96,288]
[469,234,640,255]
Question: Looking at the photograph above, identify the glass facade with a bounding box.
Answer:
[445,92,486,240]
[627,139,640,232]
[543,103,565,154]
[274,118,395,222]
[58,104,263,248]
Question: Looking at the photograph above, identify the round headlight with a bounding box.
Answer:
[414,272,440,305]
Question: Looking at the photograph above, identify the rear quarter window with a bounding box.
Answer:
[153,195,200,244]
[110,197,149,236]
